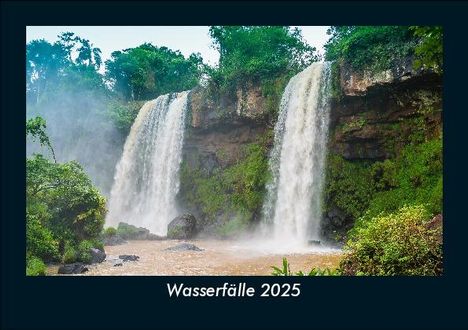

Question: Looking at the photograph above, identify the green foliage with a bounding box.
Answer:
[26,116,56,162]
[107,100,144,134]
[26,256,46,276]
[410,26,443,73]
[26,151,107,269]
[216,216,249,238]
[361,137,442,224]
[26,211,59,262]
[324,26,416,72]
[77,240,94,264]
[325,137,442,224]
[325,155,375,220]
[103,226,117,237]
[180,135,271,237]
[62,243,78,264]
[271,258,341,276]
[180,141,270,231]
[340,205,443,276]
[116,222,142,239]
[105,43,204,101]
[208,26,318,92]
[27,33,104,104]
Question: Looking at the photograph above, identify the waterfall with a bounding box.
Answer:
[262,62,331,245]
[106,91,189,235]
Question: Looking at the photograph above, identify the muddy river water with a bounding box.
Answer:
[48,239,343,276]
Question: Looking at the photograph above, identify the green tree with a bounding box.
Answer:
[26,116,56,162]
[105,43,204,100]
[410,26,443,73]
[324,26,415,72]
[208,26,318,90]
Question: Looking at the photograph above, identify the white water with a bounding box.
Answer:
[262,62,331,247]
[106,91,189,235]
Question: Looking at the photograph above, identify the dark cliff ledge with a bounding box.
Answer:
[329,60,442,160]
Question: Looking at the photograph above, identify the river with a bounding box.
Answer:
[47,239,342,276]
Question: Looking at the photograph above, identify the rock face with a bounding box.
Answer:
[329,60,442,160]
[167,214,197,239]
[89,248,106,264]
[58,263,89,274]
[339,56,419,96]
[103,234,127,246]
[165,243,203,252]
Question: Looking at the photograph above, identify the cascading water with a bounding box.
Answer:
[106,91,189,235]
[262,62,331,246]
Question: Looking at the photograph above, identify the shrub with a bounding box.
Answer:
[62,243,77,263]
[103,226,117,237]
[77,240,94,264]
[26,154,107,257]
[340,205,443,276]
[26,256,46,276]
[26,210,59,262]
[271,258,341,276]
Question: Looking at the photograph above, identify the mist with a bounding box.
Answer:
[26,87,125,196]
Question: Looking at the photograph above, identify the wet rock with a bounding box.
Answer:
[117,222,164,240]
[119,254,139,262]
[308,240,321,246]
[167,214,197,239]
[89,248,106,264]
[58,263,89,274]
[103,234,127,246]
[165,243,203,252]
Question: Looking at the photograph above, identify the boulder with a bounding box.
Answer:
[119,254,139,262]
[58,263,89,274]
[165,243,203,252]
[117,222,164,240]
[167,214,197,239]
[103,234,127,246]
[89,248,106,264]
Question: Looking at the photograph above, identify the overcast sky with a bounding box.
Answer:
[26,26,330,67]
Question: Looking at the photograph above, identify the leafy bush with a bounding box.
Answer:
[26,210,59,262]
[62,243,77,264]
[271,258,341,276]
[26,152,106,269]
[103,226,117,237]
[26,256,46,276]
[324,155,375,220]
[340,205,443,276]
[325,137,442,224]
[77,240,94,264]
[27,154,107,245]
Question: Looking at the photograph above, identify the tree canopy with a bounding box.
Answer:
[208,26,319,90]
[324,26,443,73]
[105,43,204,101]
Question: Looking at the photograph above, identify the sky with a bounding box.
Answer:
[26,26,330,68]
